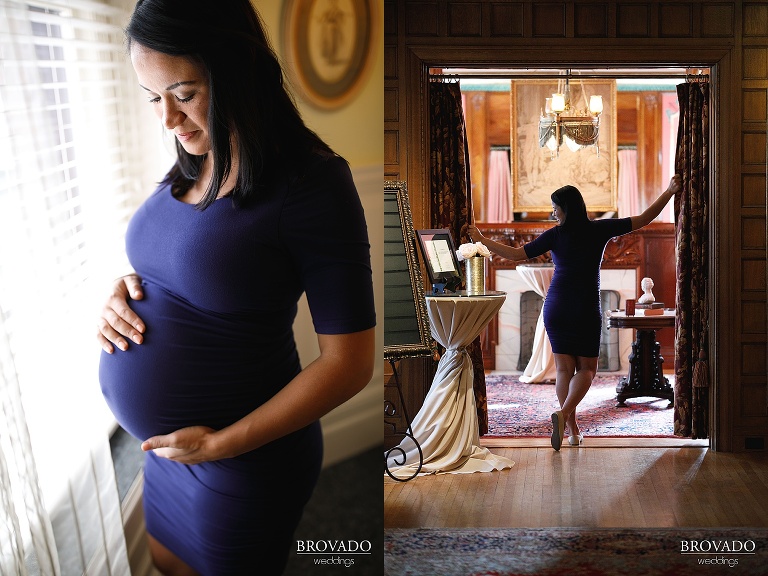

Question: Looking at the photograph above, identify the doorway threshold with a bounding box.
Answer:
[480,436,709,448]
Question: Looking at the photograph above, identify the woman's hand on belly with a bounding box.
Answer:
[142,425,221,465]
[97,273,146,353]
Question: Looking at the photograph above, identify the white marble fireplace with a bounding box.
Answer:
[495,268,637,372]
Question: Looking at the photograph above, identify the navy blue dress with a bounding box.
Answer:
[99,154,375,575]
[524,218,632,358]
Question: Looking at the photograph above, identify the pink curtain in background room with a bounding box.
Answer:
[617,149,639,218]
[487,149,511,222]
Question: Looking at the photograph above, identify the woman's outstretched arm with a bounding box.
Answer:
[468,225,529,261]
[630,174,681,231]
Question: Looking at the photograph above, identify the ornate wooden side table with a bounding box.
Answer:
[607,310,675,408]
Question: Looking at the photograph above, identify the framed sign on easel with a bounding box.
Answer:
[383,180,430,481]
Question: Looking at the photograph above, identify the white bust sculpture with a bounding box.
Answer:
[638,277,655,304]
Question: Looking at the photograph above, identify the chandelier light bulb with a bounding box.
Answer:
[589,95,603,115]
[538,74,601,156]
[551,93,566,113]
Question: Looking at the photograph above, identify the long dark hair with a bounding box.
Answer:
[551,185,589,227]
[126,0,335,209]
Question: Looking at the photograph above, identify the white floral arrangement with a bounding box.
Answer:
[456,242,491,261]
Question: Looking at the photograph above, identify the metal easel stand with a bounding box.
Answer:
[384,358,423,482]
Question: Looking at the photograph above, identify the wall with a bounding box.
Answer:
[384,0,768,451]
[255,0,384,168]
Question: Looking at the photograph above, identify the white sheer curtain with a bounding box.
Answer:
[0,1,166,573]
[0,307,60,575]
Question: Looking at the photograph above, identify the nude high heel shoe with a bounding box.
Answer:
[568,434,584,446]
[551,411,564,451]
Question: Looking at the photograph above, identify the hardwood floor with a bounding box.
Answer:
[384,440,768,529]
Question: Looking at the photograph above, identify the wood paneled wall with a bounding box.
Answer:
[384,0,768,451]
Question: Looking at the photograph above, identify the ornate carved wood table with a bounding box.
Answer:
[607,310,675,408]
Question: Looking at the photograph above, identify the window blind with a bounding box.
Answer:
[0,0,167,502]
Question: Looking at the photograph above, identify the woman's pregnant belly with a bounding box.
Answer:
[99,282,300,441]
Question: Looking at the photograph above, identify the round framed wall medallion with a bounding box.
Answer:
[282,0,377,110]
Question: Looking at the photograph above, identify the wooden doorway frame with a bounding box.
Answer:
[402,46,728,450]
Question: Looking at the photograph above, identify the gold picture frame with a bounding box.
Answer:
[282,0,377,110]
[383,181,433,360]
[511,79,617,213]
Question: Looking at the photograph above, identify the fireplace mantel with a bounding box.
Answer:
[476,222,676,370]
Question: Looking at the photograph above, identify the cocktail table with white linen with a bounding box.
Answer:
[386,292,514,478]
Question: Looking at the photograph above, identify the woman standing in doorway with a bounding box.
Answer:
[96,1,376,574]
[470,175,679,451]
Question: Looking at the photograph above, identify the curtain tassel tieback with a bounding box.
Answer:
[692,349,709,388]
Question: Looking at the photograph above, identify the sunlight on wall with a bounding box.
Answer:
[254,0,383,168]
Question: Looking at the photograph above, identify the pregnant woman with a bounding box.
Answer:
[470,175,678,451]
[96,1,375,574]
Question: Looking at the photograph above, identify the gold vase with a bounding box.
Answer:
[465,256,486,295]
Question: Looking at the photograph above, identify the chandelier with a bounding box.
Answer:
[539,70,603,157]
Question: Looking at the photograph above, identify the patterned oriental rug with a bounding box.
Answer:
[485,373,675,437]
[384,528,768,576]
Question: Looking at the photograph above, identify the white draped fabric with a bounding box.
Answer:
[517,265,557,383]
[387,294,514,477]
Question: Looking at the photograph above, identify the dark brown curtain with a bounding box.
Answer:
[428,80,489,435]
[673,80,709,439]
